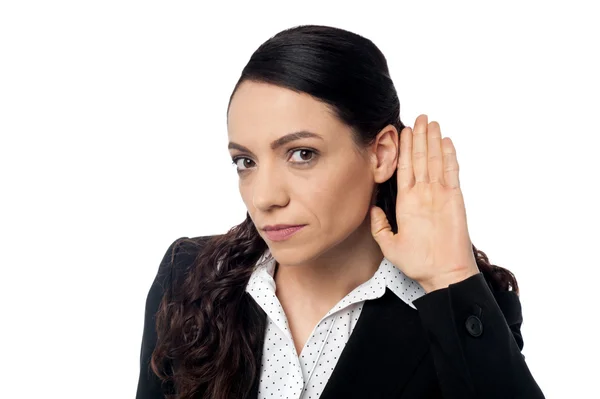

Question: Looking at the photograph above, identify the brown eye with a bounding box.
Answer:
[289,149,316,163]
[231,157,255,171]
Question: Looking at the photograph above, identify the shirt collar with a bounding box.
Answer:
[246,248,426,312]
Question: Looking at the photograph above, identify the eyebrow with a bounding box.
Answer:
[228,130,324,155]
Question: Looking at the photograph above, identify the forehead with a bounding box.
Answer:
[227,81,343,140]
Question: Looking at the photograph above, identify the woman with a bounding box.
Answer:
[136,25,545,398]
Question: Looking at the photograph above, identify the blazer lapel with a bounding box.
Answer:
[319,288,430,399]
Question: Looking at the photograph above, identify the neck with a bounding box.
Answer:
[273,221,384,315]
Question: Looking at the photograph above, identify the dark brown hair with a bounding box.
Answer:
[150,24,518,399]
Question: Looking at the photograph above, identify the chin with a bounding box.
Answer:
[265,238,322,267]
[276,235,354,268]
[266,244,305,266]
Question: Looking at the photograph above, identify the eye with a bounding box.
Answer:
[230,148,318,173]
[231,157,255,171]
[289,148,316,163]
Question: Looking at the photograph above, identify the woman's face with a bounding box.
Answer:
[227,80,397,266]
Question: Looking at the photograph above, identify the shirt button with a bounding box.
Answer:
[465,315,483,337]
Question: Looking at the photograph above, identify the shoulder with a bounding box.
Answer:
[143,235,220,330]
[151,234,220,297]
[137,235,219,396]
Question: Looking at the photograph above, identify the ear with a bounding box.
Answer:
[369,124,399,184]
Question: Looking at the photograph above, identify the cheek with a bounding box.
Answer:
[311,163,372,231]
[238,182,256,215]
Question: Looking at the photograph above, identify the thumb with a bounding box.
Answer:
[370,205,394,249]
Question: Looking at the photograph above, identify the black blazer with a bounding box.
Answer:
[136,236,545,398]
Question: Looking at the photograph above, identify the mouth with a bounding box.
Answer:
[262,225,306,242]
[262,224,304,231]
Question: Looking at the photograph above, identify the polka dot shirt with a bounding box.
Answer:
[245,249,427,399]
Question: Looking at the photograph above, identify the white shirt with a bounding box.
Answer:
[245,249,427,399]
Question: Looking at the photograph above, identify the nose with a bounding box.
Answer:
[252,161,289,211]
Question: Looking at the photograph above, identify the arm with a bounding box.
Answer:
[412,272,545,398]
[135,236,190,399]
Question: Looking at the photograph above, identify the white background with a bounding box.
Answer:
[1,1,598,397]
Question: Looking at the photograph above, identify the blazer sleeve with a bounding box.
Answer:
[135,236,197,399]
[412,272,545,398]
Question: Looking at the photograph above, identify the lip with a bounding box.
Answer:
[262,225,306,242]
[263,224,304,231]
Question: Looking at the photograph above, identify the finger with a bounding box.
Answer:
[442,137,460,188]
[397,126,414,192]
[427,121,445,185]
[413,114,429,183]
[370,205,394,251]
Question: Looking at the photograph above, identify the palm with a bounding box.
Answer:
[394,181,472,282]
[371,115,478,291]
